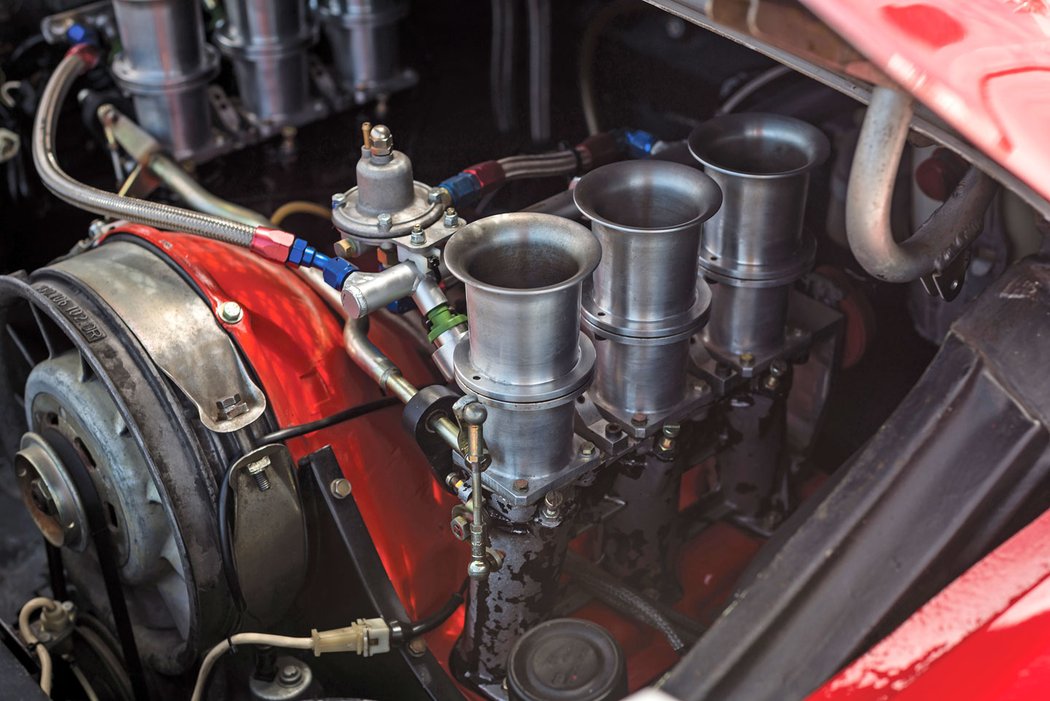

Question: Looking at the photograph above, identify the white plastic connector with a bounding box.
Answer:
[311,618,391,657]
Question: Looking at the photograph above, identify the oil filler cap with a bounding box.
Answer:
[507,618,627,701]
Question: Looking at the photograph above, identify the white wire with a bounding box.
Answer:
[716,65,793,116]
[71,663,101,701]
[190,632,313,701]
[19,597,58,696]
[0,80,21,108]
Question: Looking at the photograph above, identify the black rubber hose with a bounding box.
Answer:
[565,554,702,654]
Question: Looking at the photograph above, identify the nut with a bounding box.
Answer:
[631,412,648,427]
[579,441,596,456]
[409,224,426,245]
[450,514,470,541]
[330,478,352,499]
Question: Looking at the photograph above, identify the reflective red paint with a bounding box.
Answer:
[98,225,471,679]
[808,507,1050,700]
[803,0,1050,202]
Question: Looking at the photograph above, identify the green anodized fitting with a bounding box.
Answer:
[426,303,467,343]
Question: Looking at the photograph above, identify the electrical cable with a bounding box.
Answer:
[271,200,333,226]
[579,0,645,135]
[716,65,793,116]
[399,578,469,640]
[218,396,402,611]
[256,396,401,444]
[18,597,57,695]
[191,633,314,701]
[526,0,552,144]
[70,663,101,701]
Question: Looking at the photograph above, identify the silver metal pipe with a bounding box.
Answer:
[216,0,316,124]
[445,213,601,388]
[689,113,828,282]
[689,113,829,357]
[845,87,999,283]
[111,0,219,158]
[33,51,258,247]
[317,0,408,98]
[575,160,721,336]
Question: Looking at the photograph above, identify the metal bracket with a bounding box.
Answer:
[46,241,266,433]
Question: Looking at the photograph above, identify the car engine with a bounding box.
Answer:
[1,1,1049,700]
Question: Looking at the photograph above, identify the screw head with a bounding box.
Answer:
[330,478,352,499]
[278,664,303,687]
[512,478,529,492]
[409,224,426,245]
[218,301,243,324]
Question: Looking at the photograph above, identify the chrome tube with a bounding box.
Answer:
[845,87,998,283]
[216,0,316,125]
[111,0,219,158]
[575,160,720,415]
[689,113,829,357]
[445,213,600,487]
[33,50,257,247]
[317,0,408,98]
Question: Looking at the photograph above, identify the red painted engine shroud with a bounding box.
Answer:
[100,224,767,697]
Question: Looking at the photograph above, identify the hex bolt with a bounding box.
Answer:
[406,637,428,657]
[218,301,243,324]
[450,514,470,541]
[377,212,393,232]
[330,478,352,499]
[739,352,756,368]
[331,192,347,209]
[513,479,529,492]
[631,412,648,427]
[410,224,426,245]
[444,207,458,228]
[579,441,596,456]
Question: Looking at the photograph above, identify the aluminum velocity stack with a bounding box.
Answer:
[111,0,219,159]
[688,113,829,360]
[317,0,411,102]
[444,213,601,504]
[216,0,318,128]
[575,160,721,419]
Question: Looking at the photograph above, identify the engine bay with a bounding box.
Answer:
[1,2,1049,700]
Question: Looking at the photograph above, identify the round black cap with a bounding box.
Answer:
[507,618,628,701]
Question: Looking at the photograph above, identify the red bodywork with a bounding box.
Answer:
[803,0,1050,202]
[809,505,1050,700]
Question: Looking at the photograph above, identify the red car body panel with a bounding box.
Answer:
[803,0,1050,202]
[809,506,1050,700]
